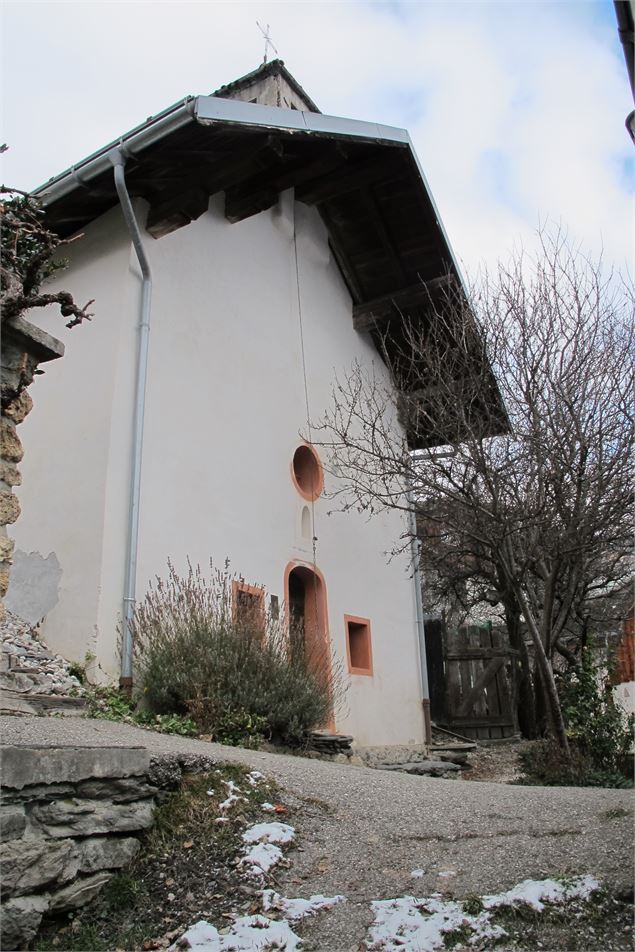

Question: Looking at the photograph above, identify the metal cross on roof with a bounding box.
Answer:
[256,20,279,64]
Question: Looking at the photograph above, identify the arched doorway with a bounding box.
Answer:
[284,562,333,726]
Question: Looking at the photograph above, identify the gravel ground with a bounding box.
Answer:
[462,739,533,784]
[2,716,633,951]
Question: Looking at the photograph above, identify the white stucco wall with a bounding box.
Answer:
[12,189,426,747]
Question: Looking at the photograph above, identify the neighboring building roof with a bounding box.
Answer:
[32,63,506,447]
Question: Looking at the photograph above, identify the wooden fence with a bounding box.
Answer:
[425,620,519,740]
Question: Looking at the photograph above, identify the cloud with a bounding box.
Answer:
[1,0,632,274]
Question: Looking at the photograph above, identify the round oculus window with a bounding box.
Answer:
[291,444,324,501]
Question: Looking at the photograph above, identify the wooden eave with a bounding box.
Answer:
[35,99,507,448]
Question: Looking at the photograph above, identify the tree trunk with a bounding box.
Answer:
[514,587,571,759]
[504,601,537,738]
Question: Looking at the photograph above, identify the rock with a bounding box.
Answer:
[0,671,36,693]
[0,490,21,527]
[176,753,219,774]
[0,894,50,949]
[31,797,155,837]
[77,777,158,803]
[1,837,79,897]
[49,871,112,912]
[148,756,182,790]
[0,689,42,715]
[0,460,21,487]
[376,760,461,777]
[0,564,9,598]
[348,755,365,767]
[4,782,76,803]
[437,752,469,765]
[3,390,33,425]
[1,745,149,790]
[0,804,26,841]
[79,835,140,872]
[0,535,15,562]
[0,418,23,464]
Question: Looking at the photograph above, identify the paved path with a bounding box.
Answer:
[2,716,632,950]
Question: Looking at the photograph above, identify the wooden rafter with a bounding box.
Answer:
[352,276,455,332]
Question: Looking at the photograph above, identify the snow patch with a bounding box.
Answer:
[366,876,601,951]
[261,890,346,920]
[482,875,600,912]
[170,914,301,951]
[241,822,296,845]
[367,896,504,952]
[238,822,296,878]
[246,771,265,785]
[239,843,284,878]
[218,780,247,813]
[411,869,426,879]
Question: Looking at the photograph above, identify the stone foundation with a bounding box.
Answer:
[0,745,155,950]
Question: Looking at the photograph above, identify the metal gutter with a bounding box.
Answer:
[110,155,153,687]
[194,95,410,146]
[32,97,197,204]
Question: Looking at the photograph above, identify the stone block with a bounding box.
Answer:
[0,418,23,463]
[3,391,33,425]
[0,564,10,598]
[1,745,150,790]
[0,535,15,562]
[0,671,38,693]
[30,797,155,837]
[77,776,158,803]
[79,835,140,872]
[0,804,26,841]
[48,871,111,912]
[0,490,21,526]
[0,690,43,715]
[0,894,50,950]
[0,460,21,487]
[4,782,76,803]
[1,836,79,897]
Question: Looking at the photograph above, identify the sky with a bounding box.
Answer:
[1,0,633,275]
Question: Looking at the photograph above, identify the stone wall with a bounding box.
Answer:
[0,744,156,950]
[0,315,64,626]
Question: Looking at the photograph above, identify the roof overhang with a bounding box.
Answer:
[33,95,507,447]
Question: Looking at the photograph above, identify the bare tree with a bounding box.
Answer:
[0,184,93,337]
[315,230,634,757]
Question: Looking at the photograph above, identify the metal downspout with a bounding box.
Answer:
[110,152,152,687]
[407,481,432,746]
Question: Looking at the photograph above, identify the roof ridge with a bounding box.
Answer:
[212,59,321,113]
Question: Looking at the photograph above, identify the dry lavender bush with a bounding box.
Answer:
[132,561,347,747]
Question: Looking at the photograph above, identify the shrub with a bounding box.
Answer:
[518,647,633,788]
[132,561,347,747]
[85,684,197,736]
[561,647,634,776]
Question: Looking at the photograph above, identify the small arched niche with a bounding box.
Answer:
[301,505,311,539]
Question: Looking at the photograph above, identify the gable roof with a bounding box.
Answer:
[32,63,506,447]
[212,58,321,113]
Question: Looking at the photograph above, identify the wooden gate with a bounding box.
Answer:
[443,624,519,740]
